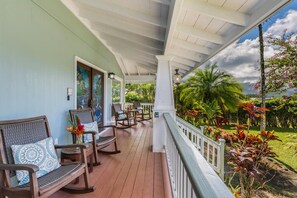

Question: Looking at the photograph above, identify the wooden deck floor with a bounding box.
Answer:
[51,121,169,198]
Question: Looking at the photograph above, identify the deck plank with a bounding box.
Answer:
[130,125,151,198]
[51,122,169,198]
[142,128,155,198]
[108,125,147,198]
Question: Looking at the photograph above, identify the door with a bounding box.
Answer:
[76,62,104,126]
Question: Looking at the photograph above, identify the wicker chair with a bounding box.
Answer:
[133,102,152,121]
[112,104,136,129]
[69,108,120,165]
[0,116,95,198]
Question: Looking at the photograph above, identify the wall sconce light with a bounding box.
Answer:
[173,69,181,85]
[108,72,115,79]
[67,88,73,101]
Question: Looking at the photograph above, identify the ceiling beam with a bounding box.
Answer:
[112,48,157,62]
[100,33,164,53]
[174,38,212,55]
[163,0,184,54]
[171,62,192,71]
[114,54,128,77]
[80,11,165,42]
[77,0,167,28]
[176,24,224,44]
[138,64,157,73]
[105,37,163,55]
[125,75,156,82]
[173,56,196,66]
[120,56,130,76]
[107,41,158,57]
[183,0,248,26]
[96,28,163,51]
[168,48,203,62]
[120,53,157,65]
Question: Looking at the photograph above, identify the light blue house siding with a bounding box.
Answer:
[0,0,123,144]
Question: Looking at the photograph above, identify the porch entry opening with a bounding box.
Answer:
[76,62,104,126]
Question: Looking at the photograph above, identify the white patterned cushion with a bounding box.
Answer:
[137,107,143,113]
[118,113,127,120]
[11,137,61,186]
[82,121,99,143]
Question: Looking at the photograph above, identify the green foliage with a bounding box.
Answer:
[112,81,121,102]
[180,63,244,114]
[200,101,222,124]
[125,91,140,102]
[125,84,155,103]
[229,95,297,128]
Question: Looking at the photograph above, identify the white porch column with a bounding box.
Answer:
[153,55,175,152]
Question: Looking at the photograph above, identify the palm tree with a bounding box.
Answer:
[180,63,244,113]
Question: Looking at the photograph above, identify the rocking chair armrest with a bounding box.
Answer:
[54,144,87,150]
[98,124,116,129]
[98,125,117,137]
[0,164,39,173]
[83,131,97,135]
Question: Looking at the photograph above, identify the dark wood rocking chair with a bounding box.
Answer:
[69,108,120,166]
[0,116,95,198]
[112,104,136,129]
[133,102,152,122]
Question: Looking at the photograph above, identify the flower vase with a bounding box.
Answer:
[76,135,83,144]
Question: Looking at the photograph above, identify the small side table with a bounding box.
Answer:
[61,144,94,173]
[127,109,138,126]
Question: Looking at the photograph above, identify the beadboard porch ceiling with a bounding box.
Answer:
[61,0,290,83]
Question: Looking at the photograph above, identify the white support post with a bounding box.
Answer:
[153,55,175,152]
[218,139,225,180]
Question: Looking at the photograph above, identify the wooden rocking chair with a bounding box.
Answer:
[133,102,152,121]
[112,104,136,129]
[69,108,120,166]
[0,116,95,198]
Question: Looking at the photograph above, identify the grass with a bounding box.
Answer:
[223,125,297,171]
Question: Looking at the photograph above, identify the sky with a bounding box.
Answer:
[206,0,297,86]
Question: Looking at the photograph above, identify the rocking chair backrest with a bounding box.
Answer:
[0,116,51,176]
[69,108,95,124]
[112,104,123,114]
[133,102,141,109]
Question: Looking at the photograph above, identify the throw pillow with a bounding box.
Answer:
[118,113,127,120]
[11,137,61,186]
[82,121,99,143]
[136,107,143,113]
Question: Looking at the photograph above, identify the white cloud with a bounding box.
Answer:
[208,10,297,84]
[266,10,297,36]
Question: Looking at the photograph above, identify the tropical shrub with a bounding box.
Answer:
[227,103,280,198]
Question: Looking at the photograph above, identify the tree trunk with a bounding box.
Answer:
[258,24,266,131]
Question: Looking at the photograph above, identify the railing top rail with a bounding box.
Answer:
[164,113,233,198]
[176,117,202,134]
[176,117,219,145]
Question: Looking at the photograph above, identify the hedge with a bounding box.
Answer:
[229,96,297,128]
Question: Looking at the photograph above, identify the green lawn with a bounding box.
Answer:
[223,126,297,171]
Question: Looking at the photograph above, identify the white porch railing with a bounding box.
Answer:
[164,113,233,198]
[124,102,154,113]
[176,117,225,179]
